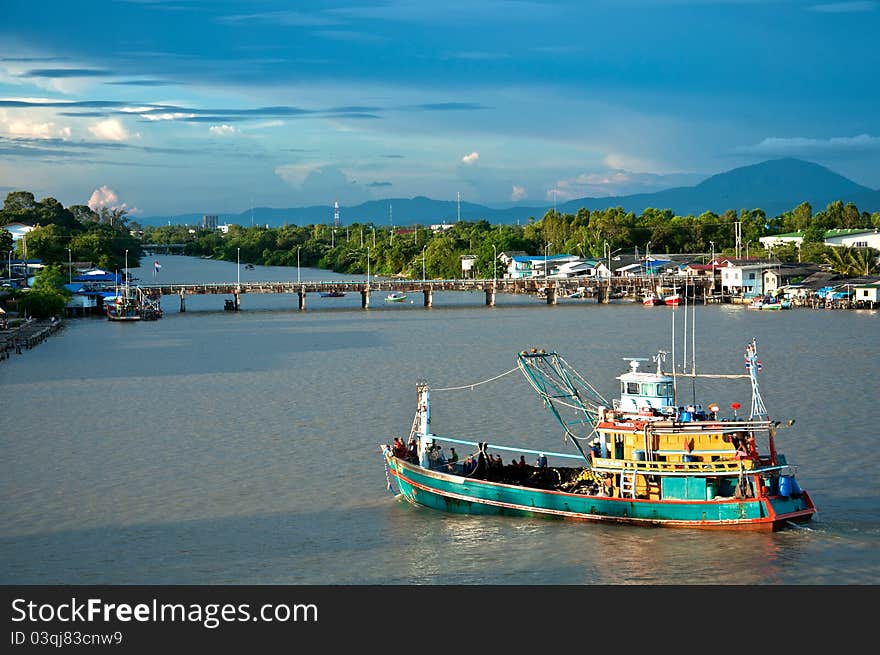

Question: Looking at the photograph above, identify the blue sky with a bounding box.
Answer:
[1,0,878,217]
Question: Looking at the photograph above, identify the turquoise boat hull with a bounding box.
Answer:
[384,451,815,531]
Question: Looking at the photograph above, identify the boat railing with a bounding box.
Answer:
[591,456,754,475]
[645,419,773,435]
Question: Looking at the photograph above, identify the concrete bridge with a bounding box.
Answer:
[138,276,714,312]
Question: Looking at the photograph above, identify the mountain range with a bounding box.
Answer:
[139,158,880,228]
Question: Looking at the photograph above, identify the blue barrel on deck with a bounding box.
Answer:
[633,449,646,461]
[680,411,692,422]
[778,475,794,497]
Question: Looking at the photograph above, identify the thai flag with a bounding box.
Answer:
[745,358,762,371]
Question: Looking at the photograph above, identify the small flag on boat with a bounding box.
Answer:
[745,358,762,372]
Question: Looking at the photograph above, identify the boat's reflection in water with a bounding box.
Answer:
[386,496,801,584]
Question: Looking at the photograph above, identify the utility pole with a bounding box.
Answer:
[735,221,742,259]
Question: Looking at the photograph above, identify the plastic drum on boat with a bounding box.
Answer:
[633,449,646,461]
[778,475,794,497]
[706,481,717,500]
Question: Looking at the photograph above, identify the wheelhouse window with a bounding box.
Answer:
[626,382,640,394]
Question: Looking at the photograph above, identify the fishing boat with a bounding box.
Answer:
[663,293,681,306]
[386,292,407,303]
[320,290,346,298]
[381,339,815,531]
[105,293,141,321]
[642,291,663,306]
[105,276,142,322]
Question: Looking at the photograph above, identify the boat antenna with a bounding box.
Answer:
[671,295,676,404]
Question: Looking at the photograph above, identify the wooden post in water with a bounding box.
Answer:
[234,292,240,311]
[485,288,496,306]
[361,288,370,309]
[298,289,306,310]
[546,286,557,305]
[423,287,433,307]
[179,290,186,312]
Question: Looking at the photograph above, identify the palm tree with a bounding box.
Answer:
[823,246,879,277]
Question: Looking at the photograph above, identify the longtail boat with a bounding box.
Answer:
[381,339,815,531]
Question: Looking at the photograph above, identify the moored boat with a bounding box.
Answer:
[105,294,142,321]
[320,290,346,298]
[382,340,815,531]
[386,292,407,302]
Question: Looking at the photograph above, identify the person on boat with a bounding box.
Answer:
[407,437,418,462]
[448,447,458,464]
[536,453,548,468]
[518,455,527,468]
[392,437,407,458]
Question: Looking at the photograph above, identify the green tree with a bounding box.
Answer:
[14,264,71,318]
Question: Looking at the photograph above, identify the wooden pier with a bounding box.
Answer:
[137,276,715,311]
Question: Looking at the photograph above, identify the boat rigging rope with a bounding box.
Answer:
[432,366,521,392]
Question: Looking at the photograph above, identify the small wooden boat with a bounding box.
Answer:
[320,290,346,298]
[386,292,407,303]
[382,340,815,531]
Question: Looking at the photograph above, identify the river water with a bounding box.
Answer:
[1,256,878,584]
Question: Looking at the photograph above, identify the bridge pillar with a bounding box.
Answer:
[234,292,240,311]
[298,290,306,310]
[598,281,610,304]
[485,288,496,306]
[179,291,186,312]
[423,288,433,307]
[546,287,557,305]
[361,289,370,309]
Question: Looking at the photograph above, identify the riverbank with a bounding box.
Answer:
[0,317,63,363]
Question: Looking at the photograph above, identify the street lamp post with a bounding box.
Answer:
[237,247,240,289]
[296,246,301,283]
[492,244,497,287]
[746,240,751,259]
[67,248,72,284]
[372,226,376,248]
[422,244,427,281]
[124,249,128,289]
[367,248,371,285]
[544,242,553,282]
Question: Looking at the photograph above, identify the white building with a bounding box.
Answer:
[823,228,880,249]
[760,228,880,250]
[719,260,772,296]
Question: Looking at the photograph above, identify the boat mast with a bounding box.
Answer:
[746,338,768,420]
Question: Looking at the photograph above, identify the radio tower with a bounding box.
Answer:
[333,200,340,227]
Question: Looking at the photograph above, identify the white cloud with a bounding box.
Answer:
[88,118,129,141]
[809,2,877,12]
[461,151,479,165]
[139,112,197,121]
[274,163,369,204]
[511,184,527,201]
[735,133,880,156]
[7,120,70,139]
[87,185,134,213]
[209,124,238,136]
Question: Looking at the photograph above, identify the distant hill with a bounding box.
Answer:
[137,158,879,227]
